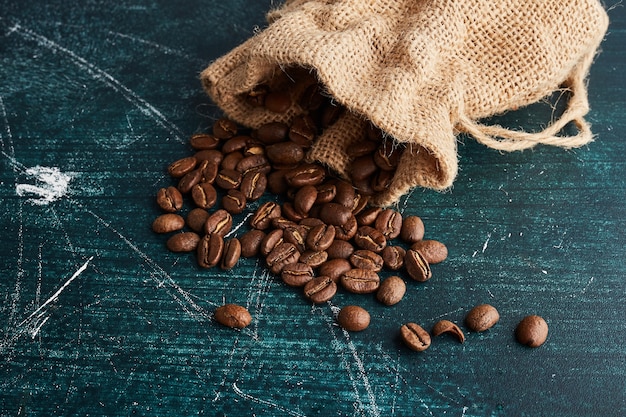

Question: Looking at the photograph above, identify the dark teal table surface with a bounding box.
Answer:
[1,2,625,416]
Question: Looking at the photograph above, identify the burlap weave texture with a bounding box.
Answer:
[201,0,608,206]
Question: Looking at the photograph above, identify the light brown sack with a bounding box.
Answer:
[201,0,608,206]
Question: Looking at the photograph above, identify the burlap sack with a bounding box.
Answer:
[201,0,608,206]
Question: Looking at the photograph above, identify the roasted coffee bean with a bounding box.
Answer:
[319,203,352,226]
[272,217,298,230]
[266,142,305,167]
[266,242,300,275]
[298,250,328,268]
[152,213,185,234]
[337,305,370,332]
[250,201,281,230]
[264,91,291,113]
[221,151,244,171]
[197,233,224,268]
[356,207,382,226]
[341,269,380,294]
[256,122,289,145]
[246,85,269,107]
[267,169,290,194]
[294,185,318,215]
[347,140,378,158]
[240,171,267,201]
[354,226,386,252]
[332,180,356,208]
[352,176,375,196]
[260,229,284,256]
[288,115,317,146]
[374,209,403,240]
[350,155,378,181]
[376,276,406,306]
[349,250,383,271]
[167,232,201,253]
[203,209,233,237]
[400,323,431,352]
[370,170,394,193]
[236,154,271,175]
[213,118,238,139]
[299,217,325,230]
[432,320,465,343]
[320,102,344,127]
[186,208,210,233]
[177,168,203,194]
[298,83,324,111]
[515,315,548,347]
[168,156,197,178]
[326,239,355,259]
[400,216,425,243]
[214,303,251,329]
[194,149,223,165]
[404,249,432,281]
[373,141,402,171]
[281,262,314,287]
[284,163,326,187]
[334,214,358,241]
[381,245,406,270]
[190,133,220,150]
[239,229,266,258]
[198,160,219,184]
[244,144,265,157]
[315,182,337,204]
[318,258,352,282]
[303,276,337,304]
[221,238,241,270]
[191,182,218,209]
[350,193,369,215]
[222,189,247,214]
[410,240,448,264]
[283,225,308,253]
[215,168,242,190]
[156,186,183,213]
[222,135,251,155]
[465,304,500,332]
[306,224,336,251]
[281,202,307,222]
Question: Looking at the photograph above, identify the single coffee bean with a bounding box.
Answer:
[194,149,223,165]
[260,228,284,256]
[221,151,244,171]
[353,226,387,252]
[376,276,406,306]
[373,141,402,171]
[186,208,210,233]
[374,209,403,240]
[221,135,251,154]
[222,189,247,214]
[156,186,183,213]
[191,182,218,209]
[267,169,290,194]
[326,239,355,259]
[294,185,318,216]
[281,262,315,287]
[431,320,465,343]
[266,142,305,167]
[214,303,251,328]
[197,233,224,268]
[166,232,200,253]
[319,203,352,226]
[333,214,358,241]
[298,217,325,230]
[298,250,328,269]
[352,176,375,196]
[203,209,233,237]
[337,305,370,332]
[400,323,431,352]
[281,201,307,222]
[250,201,281,230]
[306,224,336,251]
[284,163,326,187]
[350,193,370,215]
[381,245,406,270]
[196,157,218,185]
[236,154,271,175]
[168,156,197,178]
[221,238,242,270]
[332,180,356,208]
[272,217,298,230]
[303,276,337,304]
[189,133,220,150]
[215,168,242,190]
[177,168,203,194]
[515,315,548,347]
[347,140,378,158]
[350,155,378,181]
[411,240,448,264]
[349,250,383,272]
[239,229,266,258]
[152,213,185,234]
[264,90,291,113]
[318,258,352,282]
[315,182,337,204]
[283,225,308,253]
[341,268,380,294]
[400,216,425,243]
[240,171,267,201]
[256,122,289,145]
[212,118,238,139]
[246,85,269,107]
[404,249,432,281]
[356,207,382,226]
[266,242,301,275]
[465,304,500,332]
[370,169,394,193]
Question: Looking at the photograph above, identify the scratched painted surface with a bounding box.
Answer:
[1,1,625,416]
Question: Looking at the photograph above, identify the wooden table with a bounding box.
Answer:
[1,2,624,416]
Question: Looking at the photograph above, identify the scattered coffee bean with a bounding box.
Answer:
[376,276,406,306]
[191,182,218,209]
[411,240,448,264]
[213,118,238,139]
[515,315,548,347]
[281,262,315,287]
[204,209,233,237]
[354,226,386,252]
[400,323,431,352]
[264,90,291,113]
[349,250,383,271]
[381,245,405,270]
[306,223,336,251]
[374,209,403,239]
[404,249,432,281]
[168,156,197,178]
[326,239,355,259]
[337,305,370,332]
[319,203,352,226]
[266,242,300,275]
[156,186,183,212]
[298,250,328,268]
[167,232,201,253]
[221,238,242,270]
[190,133,220,150]
[222,189,247,214]
[214,303,251,328]
[318,258,352,282]
[431,320,465,343]
[152,213,185,234]
[303,276,337,304]
[186,208,210,233]
[250,201,281,230]
[341,268,380,294]
[197,233,224,268]
[465,304,500,332]
[400,215,425,243]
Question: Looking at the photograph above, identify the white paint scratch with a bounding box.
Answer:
[225,212,254,238]
[232,382,308,417]
[16,166,73,205]
[481,232,491,254]
[107,30,198,62]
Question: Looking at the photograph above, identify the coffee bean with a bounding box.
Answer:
[264,91,291,113]
[156,186,183,213]
[326,239,355,259]
[404,249,432,281]
[272,217,298,230]
[293,185,318,216]
[298,83,324,111]
[381,246,405,270]
[281,262,314,287]
[266,142,305,167]
[221,151,244,171]
[281,201,306,222]
[299,250,328,268]
[267,169,290,194]
[152,213,185,233]
[221,238,241,270]
[337,305,370,332]
[370,170,393,193]
[177,167,203,194]
[266,242,301,275]
[303,276,337,304]
[167,232,201,253]
[352,176,375,196]
[250,201,281,230]
[289,114,317,146]
[347,140,378,159]
[374,209,403,240]
[168,156,197,178]
[431,320,465,343]
[465,304,500,332]
[194,149,223,165]
[256,122,289,145]
[236,154,271,176]
[190,133,220,150]
[341,269,380,294]
[376,276,406,306]
[349,250,383,272]
[283,225,308,253]
[315,182,337,204]
[319,203,352,226]
[318,258,352,282]
[400,216,425,243]
[213,118,238,139]
[215,168,242,190]
[320,102,344,127]
[354,226,386,252]
[222,136,252,155]
[197,159,219,184]
[373,141,402,171]
[222,189,247,214]
[284,163,326,187]
[333,214,358,241]
[299,217,325,230]
[203,209,233,237]
[410,240,448,264]
[515,315,548,347]
[214,303,251,328]
[240,171,267,201]
[239,229,266,258]
[332,180,356,208]
[186,208,210,233]
[350,155,378,182]
[351,193,370,215]
[197,233,224,268]
[246,85,269,107]
[400,323,431,352]
[356,207,382,226]
[306,224,336,251]
[260,228,284,256]
[191,182,218,209]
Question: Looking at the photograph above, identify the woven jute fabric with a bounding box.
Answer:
[201,0,608,206]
